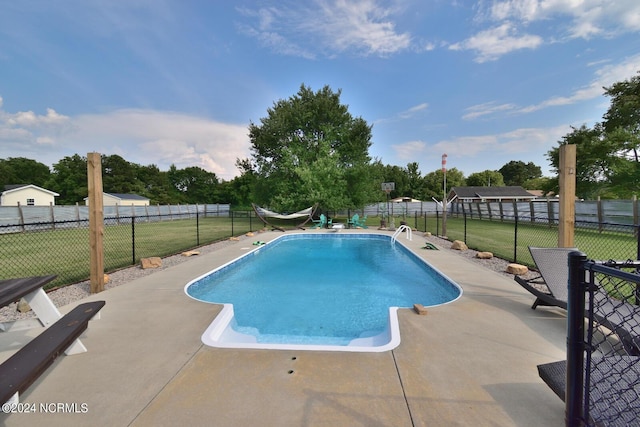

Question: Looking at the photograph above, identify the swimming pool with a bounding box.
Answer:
[185,233,462,352]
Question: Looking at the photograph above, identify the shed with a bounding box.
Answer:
[84,193,150,206]
[0,184,60,206]
[449,186,537,203]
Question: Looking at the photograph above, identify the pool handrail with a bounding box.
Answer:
[391,225,412,243]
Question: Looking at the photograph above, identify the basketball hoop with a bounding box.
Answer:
[381,182,395,193]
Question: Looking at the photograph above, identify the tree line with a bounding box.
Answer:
[0,153,543,208]
[2,72,638,208]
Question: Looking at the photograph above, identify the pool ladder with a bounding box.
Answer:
[391,225,412,244]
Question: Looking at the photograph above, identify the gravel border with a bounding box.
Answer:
[0,234,253,323]
[0,232,542,323]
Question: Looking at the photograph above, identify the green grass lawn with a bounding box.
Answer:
[0,216,254,289]
[1,213,638,290]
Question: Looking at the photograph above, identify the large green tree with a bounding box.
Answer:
[466,170,505,187]
[422,167,466,200]
[135,164,182,205]
[499,161,542,186]
[0,157,51,188]
[248,84,374,211]
[46,154,88,204]
[168,165,220,203]
[547,71,640,199]
[102,154,144,195]
[603,71,640,162]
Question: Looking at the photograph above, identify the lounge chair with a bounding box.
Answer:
[514,246,577,310]
[515,247,640,355]
[311,214,331,229]
[348,214,368,229]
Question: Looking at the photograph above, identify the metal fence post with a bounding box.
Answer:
[637,224,640,261]
[231,210,234,236]
[566,250,587,426]
[513,214,518,263]
[131,215,136,265]
[463,211,467,242]
[196,208,200,247]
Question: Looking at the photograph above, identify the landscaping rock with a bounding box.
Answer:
[451,240,468,251]
[17,299,31,313]
[476,251,494,259]
[141,257,162,269]
[413,303,428,315]
[507,263,529,275]
[181,250,200,257]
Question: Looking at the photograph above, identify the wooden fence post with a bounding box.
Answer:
[558,144,576,247]
[87,152,104,294]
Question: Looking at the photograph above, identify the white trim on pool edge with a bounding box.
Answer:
[200,304,401,352]
[184,232,462,352]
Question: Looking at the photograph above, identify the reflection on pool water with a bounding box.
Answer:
[185,233,462,352]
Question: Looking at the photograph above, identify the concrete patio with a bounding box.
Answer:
[0,230,566,426]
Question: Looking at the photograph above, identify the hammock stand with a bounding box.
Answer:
[252,203,319,232]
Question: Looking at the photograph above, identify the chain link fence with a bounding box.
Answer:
[410,211,640,267]
[3,201,640,291]
[560,253,640,425]
[0,209,258,290]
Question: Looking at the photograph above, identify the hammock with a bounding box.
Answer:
[252,203,318,232]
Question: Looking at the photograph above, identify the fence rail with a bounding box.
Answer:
[0,207,249,289]
[407,210,640,267]
[0,203,230,231]
[2,200,640,291]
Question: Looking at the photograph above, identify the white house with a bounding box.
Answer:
[84,193,150,206]
[0,184,60,206]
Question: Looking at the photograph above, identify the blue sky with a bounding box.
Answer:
[1,1,639,181]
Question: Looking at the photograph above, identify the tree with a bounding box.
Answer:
[135,164,181,205]
[0,157,51,188]
[46,154,88,204]
[168,165,220,203]
[547,124,619,199]
[218,158,257,208]
[422,167,466,200]
[466,170,505,187]
[602,71,640,163]
[499,161,542,186]
[248,84,373,211]
[379,164,409,200]
[102,154,144,195]
[547,71,640,199]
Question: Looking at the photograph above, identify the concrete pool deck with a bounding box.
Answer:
[0,229,566,426]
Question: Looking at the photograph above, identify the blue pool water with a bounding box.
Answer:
[185,233,462,352]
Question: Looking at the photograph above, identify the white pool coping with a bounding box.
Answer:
[185,232,462,352]
[201,304,401,352]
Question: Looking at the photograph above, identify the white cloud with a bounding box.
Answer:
[69,110,250,179]
[391,140,426,160]
[449,22,542,62]
[0,104,250,180]
[462,102,517,120]
[517,53,640,113]
[6,108,69,128]
[433,124,569,157]
[238,0,411,57]
[487,0,640,39]
[398,103,428,119]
